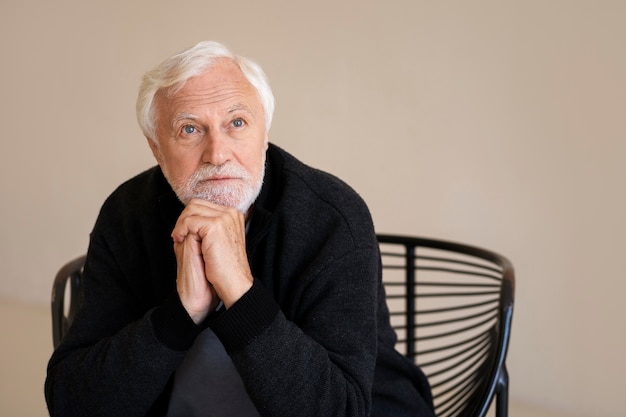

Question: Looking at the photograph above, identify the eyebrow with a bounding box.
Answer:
[173,113,199,123]
[228,104,254,115]
[170,113,198,132]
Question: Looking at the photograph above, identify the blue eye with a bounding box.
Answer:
[232,118,245,128]
[183,125,196,134]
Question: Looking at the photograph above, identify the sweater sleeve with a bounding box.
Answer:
[44,233,196,417]
[209,244,380,417]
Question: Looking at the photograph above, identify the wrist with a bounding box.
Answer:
[152,294,204,350]
[208,279,280,355]
[218,274,254,309]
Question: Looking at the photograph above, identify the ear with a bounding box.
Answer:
[146,136,163,165]
[263,133,270,152]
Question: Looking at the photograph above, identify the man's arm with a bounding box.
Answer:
[45,236,197,417]
[209,244,380,417]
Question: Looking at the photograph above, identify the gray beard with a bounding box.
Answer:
[172,162,265,214]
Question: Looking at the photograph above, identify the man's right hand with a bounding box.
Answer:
[173,231,219,324]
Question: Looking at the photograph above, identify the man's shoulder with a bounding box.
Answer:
[273,145,367,210]
[101,165,170,212]
[268,144,374,241]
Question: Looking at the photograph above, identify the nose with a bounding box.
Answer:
[202,131,231,166]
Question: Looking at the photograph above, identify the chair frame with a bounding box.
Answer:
[51,255,86,348]
[377,234,514,417]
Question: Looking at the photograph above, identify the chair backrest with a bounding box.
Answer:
[377,234,514,417]
[51,255,86,348]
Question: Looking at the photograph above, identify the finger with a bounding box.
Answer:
[174,236,214,323]
[186,198,236,212]
[172,203,244,243]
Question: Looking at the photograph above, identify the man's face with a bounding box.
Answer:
[148,58,269,214]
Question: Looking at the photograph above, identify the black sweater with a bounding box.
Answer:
[45,144,434,417]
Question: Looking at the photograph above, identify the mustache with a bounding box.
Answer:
[188,163,251,184]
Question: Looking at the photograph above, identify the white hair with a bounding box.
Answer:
[136,41,275,142]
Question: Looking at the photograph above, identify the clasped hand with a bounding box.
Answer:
[171,198,253,324]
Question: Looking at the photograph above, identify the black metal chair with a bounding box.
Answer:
[377,234,514,417]
[51,255,86,348]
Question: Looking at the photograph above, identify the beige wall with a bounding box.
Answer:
[1,1,624,416]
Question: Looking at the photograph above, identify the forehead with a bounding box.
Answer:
[157,58,261,117]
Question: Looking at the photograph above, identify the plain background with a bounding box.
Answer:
[1,1,624,416]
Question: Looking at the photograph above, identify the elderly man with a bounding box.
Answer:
[45,41,434,417]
